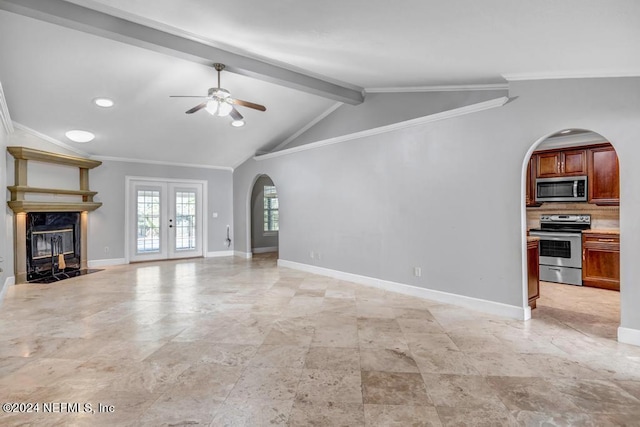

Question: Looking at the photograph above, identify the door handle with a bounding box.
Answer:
[597,238,615,242]
[583,249,585,261]
[549,267,562,271]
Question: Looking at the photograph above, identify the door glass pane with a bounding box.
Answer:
[137,190,161,253]
[175,191,197,250]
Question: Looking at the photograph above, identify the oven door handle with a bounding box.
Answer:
[573,181,578,198]
[529,232,583,239]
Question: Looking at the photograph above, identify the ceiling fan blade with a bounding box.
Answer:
[230,107,244,121]
[170,95,210,98]
[230,98,266,112]
[185,102,207,114]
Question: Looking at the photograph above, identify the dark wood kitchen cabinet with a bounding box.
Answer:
[525,156,540,207]
[588,144,619,205]
[536,148,587,178]
[582,231,620,291]
[527,238,540,308]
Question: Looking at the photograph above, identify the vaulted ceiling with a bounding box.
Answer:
[1,0,638,168]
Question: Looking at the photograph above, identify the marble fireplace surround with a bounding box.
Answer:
[6,147,102,283]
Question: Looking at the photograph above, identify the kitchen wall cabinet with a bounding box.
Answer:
[535,148,586,178]
[588,145,619,205]
[527,238,540,308]
[582,231,619,291]
[525,156,540,207]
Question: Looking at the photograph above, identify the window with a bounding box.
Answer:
[263,185,279,232]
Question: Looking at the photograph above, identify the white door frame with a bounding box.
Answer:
[125,176,208,263]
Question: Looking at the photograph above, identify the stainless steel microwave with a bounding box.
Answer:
[535,176,587,202]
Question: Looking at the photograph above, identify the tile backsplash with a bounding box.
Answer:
[527,203,619,230]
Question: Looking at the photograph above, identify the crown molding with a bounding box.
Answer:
[0,81,15,134]
[12,122,90,156]
[255,96,510,162]
[92,155,233,171]
[502,70,640,82]
[365,83,509,93]
[271,102,343,152]
[538,132,608,150]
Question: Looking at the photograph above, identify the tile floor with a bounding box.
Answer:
[1,254,639,426]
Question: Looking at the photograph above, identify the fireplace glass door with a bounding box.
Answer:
[129,180,203,262]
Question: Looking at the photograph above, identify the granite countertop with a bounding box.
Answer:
[584,229,620,235]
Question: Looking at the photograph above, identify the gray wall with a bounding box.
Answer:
[89,160,233,260]
[281,90,508,150]
[233,78,640,333]
[250,175,278,251]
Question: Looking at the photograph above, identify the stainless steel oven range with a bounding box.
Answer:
[528,214,591,286]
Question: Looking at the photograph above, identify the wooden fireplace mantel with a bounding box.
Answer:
[7,146,102,213]
[7,146,102,283]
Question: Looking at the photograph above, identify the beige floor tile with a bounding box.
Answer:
[361,371,432,405]
[304,346,360,371]
[248,344,309,368]
[360,348,420,373]
[288,400,365,427]
[213,398,293,426]
[227,367,302,401]
[486,376,581,413]
[422,374,507,410]
[364,404,442,427]
[296,368,362,403]
[412,350,480,376]
[436,406,517,427]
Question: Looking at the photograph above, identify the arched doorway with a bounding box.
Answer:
[249,174,279,257]
[522,129,620,340]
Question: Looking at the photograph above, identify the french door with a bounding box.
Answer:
[129,179,203,262]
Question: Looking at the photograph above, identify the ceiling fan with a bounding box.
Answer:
[170,63,266,127]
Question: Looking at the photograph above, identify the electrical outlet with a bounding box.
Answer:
[104,246,110,254]
[316,253,322,260]
[414,267,422,277]
[310,251,315,259]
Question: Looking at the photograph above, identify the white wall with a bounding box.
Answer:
[233,77,640,340]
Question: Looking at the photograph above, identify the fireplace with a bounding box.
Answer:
[7,146,103,284]
[26,212,81,282]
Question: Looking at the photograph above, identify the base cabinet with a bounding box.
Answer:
[582,232,620,291]
[527,239,540,308]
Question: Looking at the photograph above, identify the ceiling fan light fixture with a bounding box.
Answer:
[231,119,245,127]
[205,100,218,115]
[216,101,233,117]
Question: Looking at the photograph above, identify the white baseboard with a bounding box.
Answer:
[277,259,528,320]
[234,251,253,259]
[252,246,278,254]
[0,276,15,304]
[618,327,640,347]
[88,258,127,268]
[206,250,234,258]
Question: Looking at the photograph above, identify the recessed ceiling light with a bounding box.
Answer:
[65,130,95,143]
[93,97,114,108]
[231,120,245,127]
[560,129,572,134]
